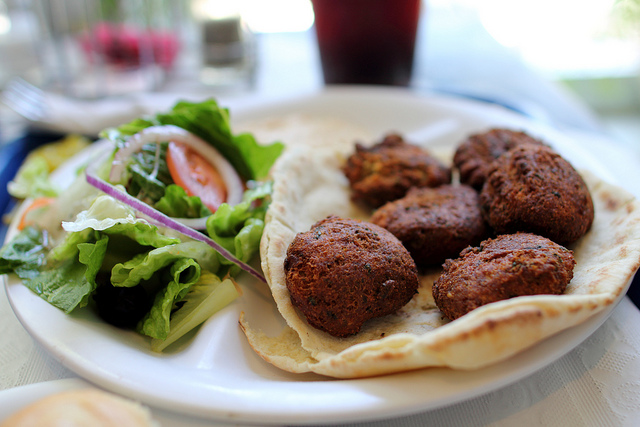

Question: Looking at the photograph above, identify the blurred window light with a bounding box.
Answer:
[241,0,314,33]
[0,1,10,35]
[191,0,242,20]
[475,0,640,79]
[192,0,314,33]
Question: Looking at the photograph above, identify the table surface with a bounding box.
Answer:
[1,2,640,426]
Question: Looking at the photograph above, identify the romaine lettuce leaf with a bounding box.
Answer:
[154,184,212,219]
[60,193,180,249]
[206,181,271,273]
[0,226,49,277]
[61,193,139,232]
[0,227,108,313]
[7,156,59,199]
[110,241,219,288]
[101,99,284,181]
[151,272,240,352]
[48,228,95,265]
[136,257,201,340]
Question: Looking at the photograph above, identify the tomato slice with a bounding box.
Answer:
[166,141,227,213]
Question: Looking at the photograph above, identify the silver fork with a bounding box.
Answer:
[0,78,47,122]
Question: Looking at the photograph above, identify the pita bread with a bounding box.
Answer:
[0,389,157,427]
[242,116,640,379]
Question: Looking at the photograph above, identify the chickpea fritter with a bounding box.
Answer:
[284,216,419,337]
[432,233,575,320]
[343,134,451,208]
[370,185,487,268]
[453,128,545,190]
[479,144,594,245]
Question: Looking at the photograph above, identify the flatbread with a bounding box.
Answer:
[0,389,157,427]
[242,117,640,379]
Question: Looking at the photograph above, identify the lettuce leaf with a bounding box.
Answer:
[154,184,212,219]
[0,226,49,277]
[7,134,91,200]
[110,241,219,288]
[206,181,271,274]
[136,257,201,340]
[56,193,180,264]
[0,227,108,313]
[151,273,240,352]
[61,192,140,232]
[7,156,59,199]
[101,99,284,181]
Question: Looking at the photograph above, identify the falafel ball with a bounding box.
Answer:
[370,185,487,268]
[284,216,419,337]
[343,134,451,208]
[432,232,575,320]
[453,128,545,190]
[479,144,594,245]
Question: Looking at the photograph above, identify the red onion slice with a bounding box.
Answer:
[86,160,266,283]
[109,125,244,207]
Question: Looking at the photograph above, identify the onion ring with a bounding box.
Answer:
[109,125,244,207]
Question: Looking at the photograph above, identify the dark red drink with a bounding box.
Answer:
[311,0,421,86]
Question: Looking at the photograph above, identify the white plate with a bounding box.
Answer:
[3,87,634,425]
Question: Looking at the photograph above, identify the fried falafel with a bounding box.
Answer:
[284,216,419,337]
[432,232,575,320]
[479,144,594,245]
[370,184,487,268]
[343,134,451,208]
[453,128,545,190]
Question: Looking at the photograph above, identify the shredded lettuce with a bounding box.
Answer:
[126,141,172,205]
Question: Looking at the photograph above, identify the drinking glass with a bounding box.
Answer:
[310,0,421,86]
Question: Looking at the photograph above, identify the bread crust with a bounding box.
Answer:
[0,389,157,427]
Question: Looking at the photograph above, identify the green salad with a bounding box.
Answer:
[0,99,283,352]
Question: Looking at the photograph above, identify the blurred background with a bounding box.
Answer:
[0,0,639,149]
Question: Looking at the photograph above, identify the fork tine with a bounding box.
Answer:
[1,78,47,121]
[2,91,43,121]
[4,78,45,108]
